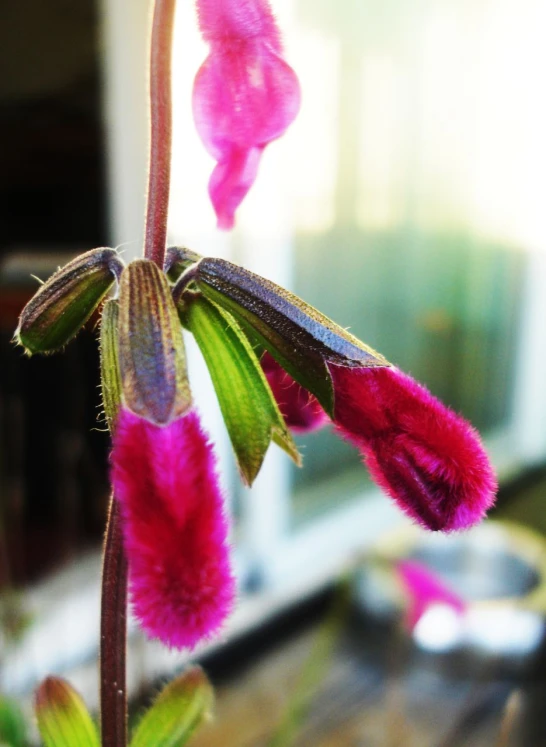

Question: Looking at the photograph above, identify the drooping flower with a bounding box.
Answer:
[110,406,235,649]
[193,0,301,229]
[395,559,466,631]
[329,365,497,532]
[184,253,497,532]
[260,351,328,433]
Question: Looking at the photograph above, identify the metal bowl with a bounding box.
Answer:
[354,520,546,674]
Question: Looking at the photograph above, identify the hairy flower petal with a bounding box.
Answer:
[330,365,497,532]
[261,352,328,433]
[196,0,281,44]
[110,408,235,648]
[193,0,300,229]
[396,560,466,631]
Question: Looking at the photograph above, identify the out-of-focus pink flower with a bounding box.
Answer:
[329,365,497,532]
[110,407,235,649]
[193,0,300,229]
[261,352,328,433]
[396,559,466,631]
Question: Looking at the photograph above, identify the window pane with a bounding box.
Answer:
[287,0,543,526]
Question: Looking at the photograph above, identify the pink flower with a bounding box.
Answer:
[193,0,301,229]
[110,407,235,649]
[395,559,466,631]
[260,352,328,433]
[329,365,497,532]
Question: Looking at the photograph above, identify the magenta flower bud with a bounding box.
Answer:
[193,0,301,229]
[260,352,328,433]
[188,254,496,531]
[396,560,466,631]
[110,407,235,649]
[329,365,497,532]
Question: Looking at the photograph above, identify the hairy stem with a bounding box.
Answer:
[100,1,177,743]
[100,497,128,746]
[144,0,177,267]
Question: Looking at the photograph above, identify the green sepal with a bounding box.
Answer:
[0,696,27,746]
[15,247,124,356]
[118,260,192,425]
[130,667,213,747]
[100,299,122,431]
[34,677,100,747]
[181,294,300,484]
[194,258,389,417]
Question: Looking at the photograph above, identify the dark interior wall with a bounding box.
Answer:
[0,0,110,584]
[0,0,106,246]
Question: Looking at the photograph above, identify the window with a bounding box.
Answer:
[4,0,546,703]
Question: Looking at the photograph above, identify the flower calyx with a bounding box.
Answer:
[171,251,390,417]
[100,299,122,432]
[118,259,191,426]
[15,247,124,355]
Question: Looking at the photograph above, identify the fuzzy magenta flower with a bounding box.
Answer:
[396,560,466,631]
[193,0,301,229]
[110,407,235,649]
[329,365,497,532]
[260,352,328,433]
[187,255,497,532]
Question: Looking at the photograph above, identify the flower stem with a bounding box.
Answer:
[144,0,177,267]
[100,1,177,743]
[100,496,128,746]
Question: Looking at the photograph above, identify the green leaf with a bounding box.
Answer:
[15,247,124,355]
[35,677,99,747]
[194,258,389,417]
[100,299,122,431]
[130,667,214,747]
[0,697,27,746]
[118,260,192,425]
[181,295,300,485]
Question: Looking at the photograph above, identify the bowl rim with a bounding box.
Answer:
[368,519,546,613]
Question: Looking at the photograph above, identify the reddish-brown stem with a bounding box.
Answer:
[144,0,177,267]
[100,497,128,747]
[100,1,177,743]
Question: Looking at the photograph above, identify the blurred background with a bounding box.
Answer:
[2,0,546,744]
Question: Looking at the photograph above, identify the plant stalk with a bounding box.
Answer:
[144,0,176,267]
[100,0,177,743]
[100,497,128,746]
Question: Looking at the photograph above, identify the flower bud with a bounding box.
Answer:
[15,247,123,355]
[111,407,234,648]
[193,0,300,229]
[118,259,191,425]
[330,365,497,531]
[35,677,99,747]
